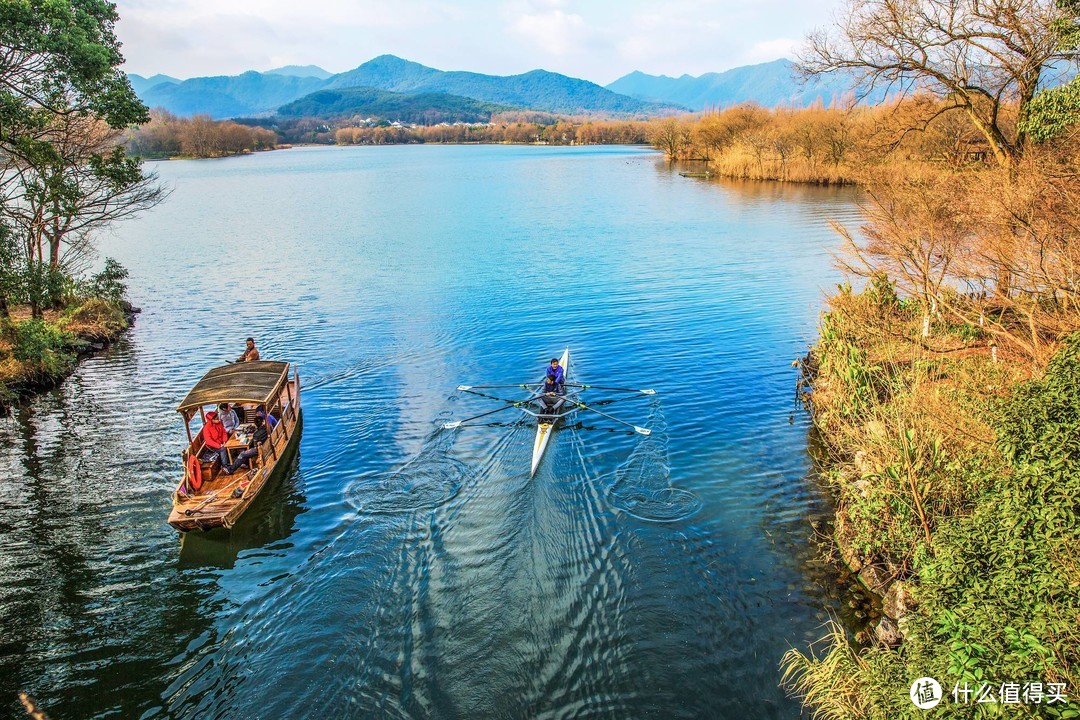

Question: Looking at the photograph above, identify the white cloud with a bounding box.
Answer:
[741,38,800,65]
[113,0,845,83]
[510,9,591,58]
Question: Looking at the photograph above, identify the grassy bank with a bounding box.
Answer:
[0,299,132,407]
[784,280,1079,718]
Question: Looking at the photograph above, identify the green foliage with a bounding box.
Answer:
[11,318,76,380]
[0,221,19,312]
[867,273,900,311]
[0,0,148,134]
[814,288,890,422]
[790,334,1080,718]
[998,333,1080,465]
[1019,78,1080,142]
[277,87,512,124]
[86,257,128,304]
[1021,78,1080,143]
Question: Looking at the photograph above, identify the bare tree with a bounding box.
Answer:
[648,118,692,161]
[3,113,166,311]
[800,0,1079,165]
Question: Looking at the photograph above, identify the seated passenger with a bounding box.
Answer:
[198,411,229,466]
[218,402,240,434]
[257,407,279,432]
[222,414,269,475]
[538,357,566,416]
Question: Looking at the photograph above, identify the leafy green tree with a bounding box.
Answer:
[0,222,22,320]
[0,0,148,162]
[0,0,160,317]
[1021,78,1080,141]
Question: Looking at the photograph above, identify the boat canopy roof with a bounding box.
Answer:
[177,361,290,412]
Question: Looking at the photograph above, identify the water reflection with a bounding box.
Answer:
[0,145,863,719]
[178,455,307,570]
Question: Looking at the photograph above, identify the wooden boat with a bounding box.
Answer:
[531,347,570,476]
[168,361,302,532]
[446,348,653,477]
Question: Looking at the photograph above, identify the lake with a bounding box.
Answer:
[0,145,864,719]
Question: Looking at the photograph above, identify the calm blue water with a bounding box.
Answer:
[0,145,863,719]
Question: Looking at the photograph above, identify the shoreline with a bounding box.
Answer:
[0,301,139,410]
[784,281,1079,713]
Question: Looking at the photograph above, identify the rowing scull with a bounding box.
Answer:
[531,347,569,476]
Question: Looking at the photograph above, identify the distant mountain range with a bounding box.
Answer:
[322,55,672,116]
[128,55,678,120]
[136,71,326,118]
[278,87,511,124]
[128,73,180,95]
[606,59,887,110]
[127,55,879,123]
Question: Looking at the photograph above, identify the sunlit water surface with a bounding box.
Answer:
[0,145,864,719]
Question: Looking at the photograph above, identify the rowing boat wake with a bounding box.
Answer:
[602,410,702,522]
[344,431,470,514]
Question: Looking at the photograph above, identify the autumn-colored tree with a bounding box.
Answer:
[648,118,692,161]
[800,0,1080,165]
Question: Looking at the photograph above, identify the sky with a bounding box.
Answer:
[113,0,842,84]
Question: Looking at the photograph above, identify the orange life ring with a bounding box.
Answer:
[188,454,203,492]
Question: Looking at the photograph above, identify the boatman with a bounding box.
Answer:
[539,357,566,418]
[237,337,260,363]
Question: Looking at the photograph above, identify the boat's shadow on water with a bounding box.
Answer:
[177,453,308,569]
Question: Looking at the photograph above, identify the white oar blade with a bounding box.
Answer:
[443,420,462,429]
[456,385,472,391]
[635,426,651,435]
[641,389,656,395]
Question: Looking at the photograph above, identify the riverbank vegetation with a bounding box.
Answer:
[0,1,164,406]
[126,110,279,158]
[330,115,650,146]
[780,0,1080,716]
[644,95,997,184]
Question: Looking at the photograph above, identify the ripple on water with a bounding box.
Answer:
[603,411,702,523]
[344,434,469,514]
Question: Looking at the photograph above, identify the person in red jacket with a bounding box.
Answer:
[199,410,230,466]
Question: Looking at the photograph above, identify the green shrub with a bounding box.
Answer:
[60,297,128,339]
[787,334,1080,718]
[86,257,129,304]
[13,319,76,380]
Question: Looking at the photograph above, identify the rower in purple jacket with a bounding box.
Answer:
[538,357,566,418]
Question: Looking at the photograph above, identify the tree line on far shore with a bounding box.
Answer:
[120,98,1002,187]
[125,110,279,158]
[331,116,649,146]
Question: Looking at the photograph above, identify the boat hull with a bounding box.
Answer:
[169,373,302,532]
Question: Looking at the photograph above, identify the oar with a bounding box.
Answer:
[565,383,656,395]
[569,400,651,435]
[457,384,543,390]
[185,491,220,516]
[444,403,531,429]
[458,387,538,404]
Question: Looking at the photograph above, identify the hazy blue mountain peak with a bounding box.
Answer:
[606,57,886,110]
[264,64,331,79]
